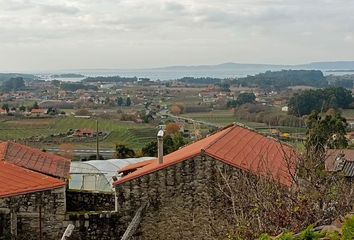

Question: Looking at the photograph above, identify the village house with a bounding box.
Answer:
[0,141,70,239]
[30,108,46,116]
[113,124,296,239]
[326,149,354,179]
[74,128,95,137]
[0,108,7,115]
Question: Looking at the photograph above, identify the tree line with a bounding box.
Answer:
[234,70,327,89]
[288,87,353,116]
[82,76,138,83]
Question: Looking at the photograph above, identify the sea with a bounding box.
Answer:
[36,68,354,82]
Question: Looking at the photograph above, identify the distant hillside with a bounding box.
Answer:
[0,73,37,82]
[151,61,354,72]
[234,69,327,89]
[152,62,290,71]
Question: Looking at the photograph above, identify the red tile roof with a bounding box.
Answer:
[0,161,65,198]
[0,142,71,179]
[31,109,45,114]
[113,125,297,187]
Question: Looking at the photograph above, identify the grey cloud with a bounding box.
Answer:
[0,0,354,71]
[164,1,185,12]
[38,4,79,15]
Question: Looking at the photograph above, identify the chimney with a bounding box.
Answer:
[157,130,164,164]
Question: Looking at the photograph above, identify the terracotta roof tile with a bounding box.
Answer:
[0,142,71,179]
[31,109,45,113]
[113,125,296,187]
[0,161,65,198]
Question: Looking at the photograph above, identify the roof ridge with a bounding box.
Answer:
[203,124,236,151]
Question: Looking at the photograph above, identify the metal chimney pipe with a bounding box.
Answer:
[157,130,164,164]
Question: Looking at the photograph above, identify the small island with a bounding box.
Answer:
[51,73,85,78]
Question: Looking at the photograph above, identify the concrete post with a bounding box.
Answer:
[157,130,164,164]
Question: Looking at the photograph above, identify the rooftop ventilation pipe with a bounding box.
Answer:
[157,130,164,164]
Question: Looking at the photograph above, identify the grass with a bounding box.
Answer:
[181,110,236,126]
[0,117,156,151]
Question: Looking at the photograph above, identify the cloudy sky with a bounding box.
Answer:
[0,0,353,71]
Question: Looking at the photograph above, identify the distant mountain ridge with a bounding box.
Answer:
[151,61,354,71]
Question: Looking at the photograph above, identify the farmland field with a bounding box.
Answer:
[0,117,156,151]
[181,110,268,128]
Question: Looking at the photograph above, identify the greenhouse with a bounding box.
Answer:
[69,157,155,192]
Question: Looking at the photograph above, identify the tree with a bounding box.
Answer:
[170,103,185,115]
[115,144,135,158]
[32,101,39,110]
[1,104,9,112]
[141,141,158,157]
[141,133,186,157]
[47,107,59,115]
[1,77,25,91]
[19,105,26,112]
[288,87,353,116]
[126,97,132,106]
[117,97,124,106]
[165,123,180,136]
[305,111,348,155]
[51,80,60,87]
[237,92,256,105]
[227,93,256,108]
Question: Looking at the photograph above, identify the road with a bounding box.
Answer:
[46,147,115,158]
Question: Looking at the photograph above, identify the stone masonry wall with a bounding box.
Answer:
[66,190,115,212]
[0,187,66,240]
[115,155,243,239]
[64,211,123,240]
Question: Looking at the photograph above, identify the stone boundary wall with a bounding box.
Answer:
[64,211,123,240]
[115,155,243,239]
[66,190,115,212]
[0,187,66,240]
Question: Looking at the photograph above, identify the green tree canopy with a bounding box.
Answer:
[305,111,348,155]
[227,92,256,108]
[114,144,136,159]
[1,77,25,92]
[288,87,352,116]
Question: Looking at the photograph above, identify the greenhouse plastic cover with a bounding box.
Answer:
[69,157,155,192]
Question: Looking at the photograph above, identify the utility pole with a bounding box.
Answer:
[96,119,100,160]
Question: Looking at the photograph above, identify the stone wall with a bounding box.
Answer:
[0,186,66,240]
[115,155,243,239]
[64,211,123,240]
[66,190,115,212]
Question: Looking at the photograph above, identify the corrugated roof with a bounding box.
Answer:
[0,161,65,198]
[113,125,296,187]
[0,142,71,179]
[326,149,354,177]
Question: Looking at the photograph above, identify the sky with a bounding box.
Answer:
[0,0,354,71]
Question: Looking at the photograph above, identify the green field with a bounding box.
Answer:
[181,110,236,126]
[0,117,156,150]
[181,110,268,128]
